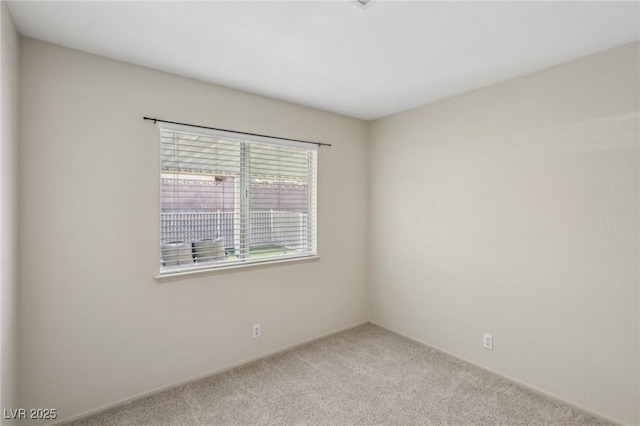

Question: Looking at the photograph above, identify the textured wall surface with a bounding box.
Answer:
[369,42,639,424]
[1,1,20,422]
[19,38,368,423]
[13,28,640,426]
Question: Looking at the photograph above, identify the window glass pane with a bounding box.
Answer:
[249,144,311,259]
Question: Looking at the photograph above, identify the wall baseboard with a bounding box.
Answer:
[51,320,368,426]
[369,321,624,426]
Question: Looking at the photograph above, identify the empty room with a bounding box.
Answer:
[1,1,638,425]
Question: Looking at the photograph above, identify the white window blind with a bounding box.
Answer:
[157,123,317,274]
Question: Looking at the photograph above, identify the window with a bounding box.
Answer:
[157,123,317,274]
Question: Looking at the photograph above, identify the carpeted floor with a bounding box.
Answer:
[69,324,608,425]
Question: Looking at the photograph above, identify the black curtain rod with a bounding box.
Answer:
[143,117,331,147]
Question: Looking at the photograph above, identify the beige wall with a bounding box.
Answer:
[1,1,20,422]
[14,32,640,426]
[18,38,368,423]
[369,42,639,425]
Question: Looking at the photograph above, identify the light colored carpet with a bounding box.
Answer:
[69,324,608,425]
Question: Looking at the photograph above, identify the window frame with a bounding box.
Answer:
[155,122,318,277]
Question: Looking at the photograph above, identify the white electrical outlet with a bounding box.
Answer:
[483,333,493,350]
[253,324,261,338]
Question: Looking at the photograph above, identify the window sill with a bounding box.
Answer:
[154,255,321,283]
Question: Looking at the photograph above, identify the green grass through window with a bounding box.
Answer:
[225,244,296,260]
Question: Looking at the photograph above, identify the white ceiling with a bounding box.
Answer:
[7,1,640,120]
